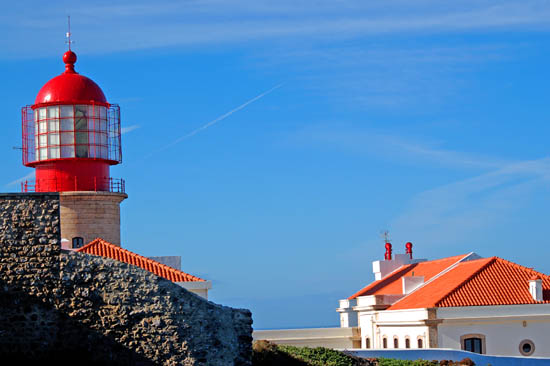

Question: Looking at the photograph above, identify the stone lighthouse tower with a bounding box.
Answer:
[21,49,127,247]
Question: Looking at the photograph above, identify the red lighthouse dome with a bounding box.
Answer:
[21,50,123,193]
[35,51,107,106]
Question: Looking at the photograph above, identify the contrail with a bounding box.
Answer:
[5,172,34,187]
[141,83,283,161]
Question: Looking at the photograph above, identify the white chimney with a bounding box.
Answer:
[402,276,424,294]
[529,276,543,302]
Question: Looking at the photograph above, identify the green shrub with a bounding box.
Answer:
[378,358,439,366]
[278,344,357,366]
[252,341,473,366]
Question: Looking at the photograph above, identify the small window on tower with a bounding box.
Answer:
[72,237,84,249]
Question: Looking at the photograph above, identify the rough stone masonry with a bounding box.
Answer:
[0,193,252,365]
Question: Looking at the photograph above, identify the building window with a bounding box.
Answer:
[461,334,485,354]
[519,340,535,356]
[72,237,84,249]
[405,338,410,349]
[383,337,388,349]
[365,338,370,349]
[417,338,423,348]
[393,337,399,349]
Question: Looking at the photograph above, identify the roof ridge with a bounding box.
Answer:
[389,252,475,308]
[77,238,205,282]
[492,256,550,279]
[421,254,470,263]
[348,263,416,299]
[435,257,497,307]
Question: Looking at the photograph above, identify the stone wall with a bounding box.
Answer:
[0,193,252,365]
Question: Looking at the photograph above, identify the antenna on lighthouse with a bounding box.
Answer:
[65,16,74,50]
[380,229,390,244]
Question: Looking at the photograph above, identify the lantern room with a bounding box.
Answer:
[21,50,123,193]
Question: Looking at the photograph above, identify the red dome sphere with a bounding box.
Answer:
[34,51,107,105]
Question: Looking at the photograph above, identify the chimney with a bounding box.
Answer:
[529,275,543,302]
[405,242,413,259]
[384,242,392,260]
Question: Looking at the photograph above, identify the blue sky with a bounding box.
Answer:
[2,0,550,329]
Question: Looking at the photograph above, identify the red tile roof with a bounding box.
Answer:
[348,254,469,300]
[76,238,205,283]
[388,257,550,310]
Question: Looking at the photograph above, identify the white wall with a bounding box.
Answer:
[437,305,550,357]
[253,327,361,349]
[358,309,430,349]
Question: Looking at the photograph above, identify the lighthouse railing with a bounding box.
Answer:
[21,177,126,194]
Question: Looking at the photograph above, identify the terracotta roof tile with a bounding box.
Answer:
[348,254,469,300]
[76,238,205,283]
[388,257,550,310]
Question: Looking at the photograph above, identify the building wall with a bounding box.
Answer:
[358,308,430,349]
[0,193,252,365]
[356,304,550,356]
[253,327,361,349]
[437,305,550,357]
[59,191,127,246]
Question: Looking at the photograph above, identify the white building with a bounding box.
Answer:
[338,243,550,357]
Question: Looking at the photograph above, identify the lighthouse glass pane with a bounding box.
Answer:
[38,108,47,120]
[61,145,75,158]
[47,106,59,118]
[75,106,89,158]
[60,118,73,131]
[49,120,59,132]
[49,133,59,145]
[60,132,74,145]
[60,105,73,118]
[39,148,47,160]
[39,121,47,133]
[88,119,97,132]
[100,132,107,145]
[39,134,47,147]
[48,147,60,159]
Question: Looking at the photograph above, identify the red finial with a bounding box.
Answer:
[63,51,77,73]
[384,242,392,260]
[405,242,413,259]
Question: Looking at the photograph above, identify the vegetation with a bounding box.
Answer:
[252,341,475,366]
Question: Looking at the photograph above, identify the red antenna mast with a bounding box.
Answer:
[380,230,392,260]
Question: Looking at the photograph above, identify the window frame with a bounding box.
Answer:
[460,334,486,355]
[519,339,535,356]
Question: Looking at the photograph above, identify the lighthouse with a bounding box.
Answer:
[21,49,127,247]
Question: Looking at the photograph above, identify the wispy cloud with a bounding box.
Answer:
[2,1,550,58]
[292,126,508,170]
[121,124,140,135]
[390,157,550,247]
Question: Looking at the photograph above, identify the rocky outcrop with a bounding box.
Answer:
[0,193,252,365]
